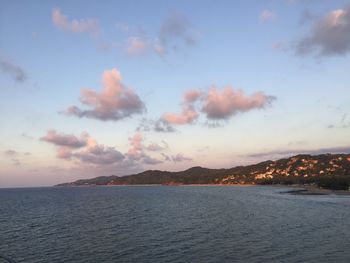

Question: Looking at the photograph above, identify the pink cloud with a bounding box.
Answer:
[162,107,199,125]
[41,130,176,167]
[160,86,275,125]
[184,89,202,103]
[127,36,148,56]
[66,68,145,121]
[162,89,202,125]
[40,130,87,148]
[127,132,143,158]
[202,86,275,120]
[56,147,72,159]
[126,133,164,165]
[41,130,125,165]
[52,8,99,36]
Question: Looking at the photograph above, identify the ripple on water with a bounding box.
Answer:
[0,186,350,263]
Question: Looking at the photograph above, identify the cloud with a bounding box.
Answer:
[115,22,153,56]
[114,13,198,57]
[41,130,186,168]
[146,141,168,151]
[66,68,145,121]
[171,153,192,162]
[137,118,176,133]
[52,8,99,36]
[4,150,18,156]
[184,89,202,103]
[295,5,350,56]
[73,144,125,165]
[153,119,176,132]
[146,143,163,152]
[141,156,163,165]
[162,107,199,125]
[126,133,164,165]
[56,147,72,159]
[127,132,143,159]
[161,89,202,125]
[159,13,196,45]
[41,130,125,165]
[127,36,148,56]
[161,86,275,125]
[40,130,87,148]
[153,13,197,56]
[162,153,192,163]
[0,59,27,83]
[202,86,275,120]
[245,146,350,159]
[260,9,274,22]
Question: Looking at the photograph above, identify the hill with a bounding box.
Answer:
[56,153,350,190]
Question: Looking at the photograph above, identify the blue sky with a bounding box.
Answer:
[1,0,350,187]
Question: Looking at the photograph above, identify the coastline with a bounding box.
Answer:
[275,184,350,196]
[55,183,350,195]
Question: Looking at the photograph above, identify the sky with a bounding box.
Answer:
[1,0,350,187]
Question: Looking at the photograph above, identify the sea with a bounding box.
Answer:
[0,186,350,263]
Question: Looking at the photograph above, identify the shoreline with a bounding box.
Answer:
[4,184,350,196]
[275,184,350,196]
[54,183,350,195]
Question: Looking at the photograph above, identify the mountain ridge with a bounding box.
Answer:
[56,153,350,190]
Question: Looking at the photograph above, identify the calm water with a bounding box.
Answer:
[1,186,350,263]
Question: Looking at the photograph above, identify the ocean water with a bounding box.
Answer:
[0,186,350,263]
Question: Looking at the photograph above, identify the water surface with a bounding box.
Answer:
[1,186,350,262]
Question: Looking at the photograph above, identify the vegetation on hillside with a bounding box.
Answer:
[57,154,350,191]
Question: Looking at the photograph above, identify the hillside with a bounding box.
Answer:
[56,153,350,190]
